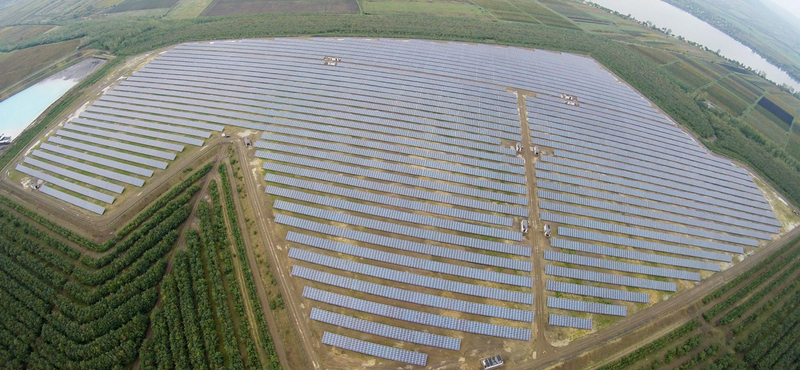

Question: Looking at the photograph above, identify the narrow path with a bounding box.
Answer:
[516,90,553,357]
[235,143,310,369]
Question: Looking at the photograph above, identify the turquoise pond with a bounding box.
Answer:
[0,78,79,140]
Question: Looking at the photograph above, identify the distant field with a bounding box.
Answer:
[469,0,536,23]
[625,44,679,65]
[757,97,794,127]
[362,0,488,18]
[202,0,359,16]
[108,0,179,12]
[0,39,80,97]
[0,25,54,45]
[718,76,760,106]
[662,61,713,91]
[165,0,214,18]
[704,83,749,116]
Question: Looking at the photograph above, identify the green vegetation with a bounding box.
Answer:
[0,39,81,96]
[598,320,699,370]
[109,0,180,13]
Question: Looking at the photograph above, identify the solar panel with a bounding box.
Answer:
[545,250,700,281]
[23,157,125,194]
[274,202,530,256]
[266,175,512,226]
[55,130,176,161]
[78,111,212,138]
[31,150,145,187]
[71,118,205,146]
[48,136,168,169]
[549,314,591,330]
[15,164,115,204]
[289,248,532,304]
[39,143,153,177]
[275,215,530,271]
[546,265,676,291]
[268,187,520,240]
[547,296,626,316]
[312,308,460,350]
[38,185,105,215]
[289,233,530,287]
[551,238,719,272]
[321,332,427,366]
[263,165,528,216]
[260,156,527,205]
[84,105,224,131]
[305,287,531,340]
[63,123,185,152]
[546,280,648,303]
[259,142,526,194]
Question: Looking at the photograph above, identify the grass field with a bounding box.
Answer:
[0,26,55,45]
[362,0,489,18]
[165,0,215,18]
[107,0,179,13]
[202,0,359,16]
[506,0,578,29]
[0,39,80,97]
[662,61,715,91]
[704,83,750,116]
[469,0,537,23]
[718,75,761,105]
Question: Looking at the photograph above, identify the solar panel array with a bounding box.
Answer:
[321,332,428,366]
[311,308,460,350]
[19,37,782,362]
[547,297,627,317]
[549,314,592,330]
[292,266,532,322]
[305,287,531,340]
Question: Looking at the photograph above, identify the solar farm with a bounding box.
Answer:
[10,38,785,368]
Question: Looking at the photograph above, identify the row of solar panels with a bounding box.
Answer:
[275,40,658,118]
[123,71,519,130]
[267,175,512,226]
[275,215,531,271]
[546,280,648,303]
[91,99,249,131]
[304,287,532,340]
[540,200,760,245]
[78,111,212,138]
[547,297,627,317]
[206,40,634,117]
[269,187,521,241]
[544,250,701,281]
[263,162,528,215]
[539,153,767,211]
[312,308,460,350]
[159,48,520,115]
[321,332,427,366]
[539,190,771,239]
[103,89,513,146]
[537,157,771,217]
[114,81,521,136]
[536,170,778,229]
[100,90,514,155]
[538,180,779,233]
[108,86,521,143]
[293,266,532,322]
[257,126,524,169]
[551,238,720,272]
[289,232,531,287]
[276,201,530,256]
[559,227,730,262]
[160,49,518,113]
[70,117,204,146]
[85,105,223,132]
[541,212,745,254]
[259,142,526,194]
[546,265,677,292]
[139,60,517,125]
[289,248,532,304]
[531,131,750,190]
[260,133,525,182]
[227,39,655,120]
[260,154,527,206]
[549,314,592,330]
[531,96,698,150]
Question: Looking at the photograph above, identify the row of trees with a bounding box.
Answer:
[219,163,282,369]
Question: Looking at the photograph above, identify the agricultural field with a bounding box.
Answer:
[0,39,82,99]
[201,0,359,16]
[107,0,179,13]
[361,0,490,18]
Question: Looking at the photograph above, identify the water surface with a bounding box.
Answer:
[590,0,800,91]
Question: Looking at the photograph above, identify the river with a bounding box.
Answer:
[0,57,105,142]
[589,0,800,91]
